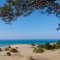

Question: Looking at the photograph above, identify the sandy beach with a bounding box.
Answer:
[0,44,60,60]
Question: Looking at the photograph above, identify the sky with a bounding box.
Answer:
[0,0,60,39]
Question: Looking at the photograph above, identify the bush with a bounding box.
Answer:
[0,48,2,52]
[37,45,44,48]
[6,52,11,56]
[4,47,9,51]
[52,44,56,49]
[56,40,60,49]
[33,47,44,53]
[10,48,18,53]
[44,43,54,50]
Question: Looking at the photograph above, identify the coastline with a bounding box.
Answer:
[0,39,58,47]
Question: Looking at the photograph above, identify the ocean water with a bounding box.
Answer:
[0,39,58,47]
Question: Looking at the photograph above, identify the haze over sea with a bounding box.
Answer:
[0,39,59,47]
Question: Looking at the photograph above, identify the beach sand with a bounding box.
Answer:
[0,44,60,60]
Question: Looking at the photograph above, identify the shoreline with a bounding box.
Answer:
[0,42,56,47]
[0,39,58,47]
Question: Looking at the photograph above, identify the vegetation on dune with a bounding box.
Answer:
[4,46,18,53]
[4,46,11,51]
[44,43,55,50]
[10,48,18,53]
[6,52,11,56]
[0,48,2,52]
[56,40,60,49]
[37,43,56,50]
[37,45,44,48]
[2,40,60,54]
[3,46,19,56]
[52,44,57,49]
[33,47,44,53]
[33,40,60,53]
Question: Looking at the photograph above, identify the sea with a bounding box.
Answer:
[0,39,59,47]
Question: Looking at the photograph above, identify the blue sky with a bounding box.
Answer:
[0,0,60,39]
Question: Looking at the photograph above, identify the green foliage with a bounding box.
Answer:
[37,45,44,48]
[0,0,60,24]
[6,52,11,56]
[0,48,2,52]
[10,48,18,53]
[52,44,57,49]
[44,43,55,50]
[33,47,44,53]
[33,41,60,53]
[56,40,60,49]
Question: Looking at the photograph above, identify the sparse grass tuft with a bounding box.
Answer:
[0,48,2,52]
[4,47,9,51]
[33,47,44,53]
[6,52,11,56]
[10,48,18,53]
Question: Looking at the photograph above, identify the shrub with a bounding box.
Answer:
[56,40,60,49]
[52,44,56,49]
[33,47,44,53]
[4,47,9,51]
[44,43,54,50]
[10,48,18,53]
[6,52,11,56]
[0,48,2,52]
[37,45,44,48]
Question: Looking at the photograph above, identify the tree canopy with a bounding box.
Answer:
[0,0,60,25]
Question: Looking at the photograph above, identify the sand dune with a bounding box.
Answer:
[0,44,60,60]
